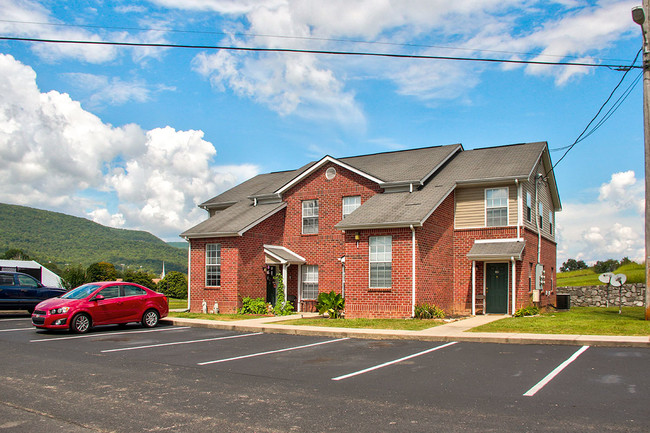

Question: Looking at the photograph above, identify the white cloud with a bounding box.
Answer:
[556,170,645,264]
[63,73,174,107]
[0,53,258,239]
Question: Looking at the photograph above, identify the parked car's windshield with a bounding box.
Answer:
[61,284,101,299]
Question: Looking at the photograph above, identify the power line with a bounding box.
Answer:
[0,35,640,70]
[0,18,634,63]
[548,48,643,174]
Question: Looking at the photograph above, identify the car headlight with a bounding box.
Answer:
[50,307,70,315]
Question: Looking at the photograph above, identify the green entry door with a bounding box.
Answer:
[485,263,508,314]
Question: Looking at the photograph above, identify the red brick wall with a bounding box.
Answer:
[453,226,557,315]
[415,191,455,314]
[344,228,413,319]
[280,162,381,298]
[188,208,285,313]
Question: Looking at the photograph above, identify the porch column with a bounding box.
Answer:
[471,260,476,316]
[282,264,288,307]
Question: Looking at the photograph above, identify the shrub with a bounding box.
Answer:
[414,303,445,319]
[272,274,294,316]
[157,271,188,298]
[239,297,269,315]
[514,305,540,317]
[316,290,345,319]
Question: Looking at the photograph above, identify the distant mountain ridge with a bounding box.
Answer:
[0,202,187,273]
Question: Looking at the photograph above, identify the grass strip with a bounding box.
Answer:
[168,312,268,321]
[469,307,650,336]
[276,317,445,331]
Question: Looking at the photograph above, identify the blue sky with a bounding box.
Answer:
[0,0,645,266]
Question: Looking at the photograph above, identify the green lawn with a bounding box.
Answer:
[277,317,445,331]
[470,307,650,336]
[557,263,645,287]
[167,298,188,309]
[167,311,271,321]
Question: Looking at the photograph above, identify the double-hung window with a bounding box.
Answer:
[342,196,361,218]
[539,202,544,230]
[369,236,392,288]
[549,209,554,235]
[206,244,221,287]
[302,200,319,234]
[486,188,508,227]
[301,265,319,300]
[526,192,532,222]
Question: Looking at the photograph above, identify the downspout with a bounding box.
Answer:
[511,256,516,315]
[186,238,191,312]
[535,174,542,263]
[410,224,416,318]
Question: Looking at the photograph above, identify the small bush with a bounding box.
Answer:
[316,290,345,319]
[514,305,540,317]
[239,297,269,315]
[414,303,445,319]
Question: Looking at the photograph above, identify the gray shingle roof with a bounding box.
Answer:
[182,141,559,237]
[467,240,526,261]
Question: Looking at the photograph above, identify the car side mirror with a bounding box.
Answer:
[94,295,105,301]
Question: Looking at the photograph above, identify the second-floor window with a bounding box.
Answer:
[342,196,361,218]
[302,200,319,234]
[206,244,221,286]
[526,192,532,222]
[486,188,508,227]
[549,209,554,235]
[539,202,544,230]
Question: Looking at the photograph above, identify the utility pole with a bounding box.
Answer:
[632,1,650,320]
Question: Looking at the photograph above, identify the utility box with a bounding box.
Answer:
[556,294,570,310]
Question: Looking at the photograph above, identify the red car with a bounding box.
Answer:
[32,281,168,333]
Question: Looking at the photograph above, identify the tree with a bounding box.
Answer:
[560,258,588,272]
[61,264,87,290]
[1,248,31,260]
[157,271,188,299]
[86,262,117,282]
[123,269,156,290]
[594,259,620,274]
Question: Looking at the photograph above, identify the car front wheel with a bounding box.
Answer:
[71,313,91,334]
[142,309,159,328]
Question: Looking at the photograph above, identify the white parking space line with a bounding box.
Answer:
[331,341,458,381]
[523,345,590,397]
[30,326,191,342]
[0,318,32,321]
[101,332,263,353]
[198,338,350,365]
[0,327,33,332]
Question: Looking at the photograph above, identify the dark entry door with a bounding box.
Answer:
[485,263,508,314]
[265,266,277,305]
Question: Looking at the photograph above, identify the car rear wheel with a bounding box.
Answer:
[142,309,159,328]
[71,313,91,334]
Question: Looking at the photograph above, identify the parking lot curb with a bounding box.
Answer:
[160,317,650,348]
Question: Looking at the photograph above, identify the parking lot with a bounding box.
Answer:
[1,313,648,432]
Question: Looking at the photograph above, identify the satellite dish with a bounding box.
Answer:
[598,272,614,284]
[611,273,627,287]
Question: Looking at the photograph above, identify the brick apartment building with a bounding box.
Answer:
[181,142,561,318]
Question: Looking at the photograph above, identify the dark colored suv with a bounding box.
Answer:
[0,271,66,313]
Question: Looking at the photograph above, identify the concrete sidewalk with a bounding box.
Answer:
[161,313,650,348]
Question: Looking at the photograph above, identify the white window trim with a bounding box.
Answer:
[485,187,509,227]
[205,243,221,287]
[369,235,392,289]
[301,265,319,300]
[526,191,532,222]
[302,199,319,234]
[342,195,361,218]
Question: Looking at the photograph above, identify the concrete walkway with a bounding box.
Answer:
[162,313,650,348]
